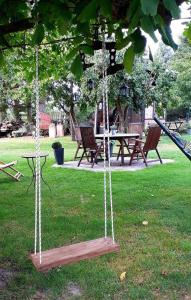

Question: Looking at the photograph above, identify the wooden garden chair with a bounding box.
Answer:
[78,127,105,168]
[0,160,23,181]
[73,126,83,160]
[74,126,90,162]
[129,125,162,167]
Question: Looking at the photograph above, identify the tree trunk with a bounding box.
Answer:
[116,97,125,132]
[69,81,78,141]
[124,105,129,132]
[26,101,33,123]
[13,100,22,122]
[70,108,78,141]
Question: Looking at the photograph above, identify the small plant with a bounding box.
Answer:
[51,141,62,149]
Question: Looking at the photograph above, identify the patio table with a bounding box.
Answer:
[164,121,184,132]
[95,133,139,165]
[22,152,51,192]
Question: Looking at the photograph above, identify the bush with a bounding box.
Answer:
[51,141,62,149]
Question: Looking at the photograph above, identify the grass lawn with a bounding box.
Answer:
[0,135,191,300]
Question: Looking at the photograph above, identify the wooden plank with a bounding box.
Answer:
[30,237,119,272]
[0,161,15,170]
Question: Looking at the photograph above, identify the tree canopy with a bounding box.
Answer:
[0,0,190,78]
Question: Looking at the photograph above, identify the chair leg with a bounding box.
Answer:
[84,150,89,162]
[156,148,162,164]
[117,146,121,160]
[141,150,148,167]
[92,145,103,168]
[99,153,103,160]
[78,150,85,167]
[1,169,20,181]
[92,152,98,168]
[124,140,131,155]
[129,150,137,165]
[74,143,80,160]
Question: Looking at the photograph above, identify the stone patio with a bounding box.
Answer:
[53,157,174,172]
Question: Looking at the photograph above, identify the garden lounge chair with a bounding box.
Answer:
[129,125,162,167]
[0,160,23,181]
[78,126,104,168]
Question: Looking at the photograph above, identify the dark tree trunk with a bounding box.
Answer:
[116,97,125,132]
[13,100,22,122]
[124,105,129,132]
[70,105,78,141]
[69,81,78,141]
[26,101,33,123]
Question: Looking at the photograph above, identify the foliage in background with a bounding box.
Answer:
[0,46,178,128]
[80,51,177,129]
[170,38,191,112]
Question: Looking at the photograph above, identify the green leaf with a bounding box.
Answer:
[0,35,10,47]
[0,51,5,65]
[184,24,191,43]
[158,25,177,49]
[140,0,159,16]
[73,36,84,44]
[127,0,140,19]
[32,24,45,45]
[163,0,180,19]
[51,44,60,53]
[80,44,94,55]
[107,23,115,35]
[141,16,158,42]
[71,55,83,79]
[154,15,165,27]
[99,0,112,17]
[154,16,177,49]
[77,22,90,35]
[128,7,141,30]
[66,47,79,60]
[79,0,99,22]
[130,29,147,54]
[123,45,135,73]
[116,36,131,50]
[115,27,123,42]
[164,26,178,49]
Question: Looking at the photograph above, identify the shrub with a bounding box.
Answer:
[52,141,62,149]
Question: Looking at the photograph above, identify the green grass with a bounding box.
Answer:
[0,135,191,300]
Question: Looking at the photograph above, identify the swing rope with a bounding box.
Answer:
[102,30,115,243]
[101,32,107,239]
[34,44,42,263]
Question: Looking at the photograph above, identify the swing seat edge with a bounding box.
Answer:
[30,237,119,272]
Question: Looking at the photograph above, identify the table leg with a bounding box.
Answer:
[120,138,125,165]
[40,156,51,192]
[26,158,35,192]
[124,139,130,154]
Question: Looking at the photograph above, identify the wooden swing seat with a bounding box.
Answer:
[30,237,119,272]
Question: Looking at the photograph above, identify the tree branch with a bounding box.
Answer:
[0,18,34,35]
[0,36,81,51]
[60,104,69,115]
